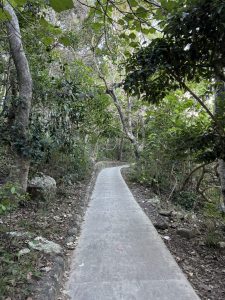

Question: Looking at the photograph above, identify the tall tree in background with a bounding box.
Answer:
[3,2,32,191]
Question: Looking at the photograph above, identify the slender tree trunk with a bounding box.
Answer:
[106,88,141,160]
[214,78,225,212]
[4,3,32,191]
[117,137,124,161]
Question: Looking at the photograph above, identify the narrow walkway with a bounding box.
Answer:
[67,166,200,300]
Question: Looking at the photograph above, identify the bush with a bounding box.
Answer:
[38,141,93,183]
[172,191,198,210]
[205,230,222,248]
[0,183,29,214]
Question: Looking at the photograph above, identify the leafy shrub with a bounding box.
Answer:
[0,183,30,214]
[41,141,92,183]
[172,191,198,210]
[205,230,222,248]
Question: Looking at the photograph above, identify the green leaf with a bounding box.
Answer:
[91,22,103,31]
[49,0,74,13]
[129,0,138,7]
[129,41,139,48]
[142,27,156,35]
[135,7,148,18]
[10,187,16,194]
[129,32,136,39]
[119,33,130,41]
[117,19,125,26]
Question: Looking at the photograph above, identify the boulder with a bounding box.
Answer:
[28,173,56,201]
[159,209,173,217]
[28,236,62,254]
[18,248,31,257]
[177,227,197,239]
[153,221,169,230]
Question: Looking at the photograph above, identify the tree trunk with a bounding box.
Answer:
[214,78,225,212]
[217,159,225,212]
[106,88,141,160]
[117,137,124,161]
[4,3,32,191]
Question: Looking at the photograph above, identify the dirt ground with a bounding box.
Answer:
[0,179,89,300]
[122,170,225,300]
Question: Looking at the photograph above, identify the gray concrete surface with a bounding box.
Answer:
[66,166,200,300]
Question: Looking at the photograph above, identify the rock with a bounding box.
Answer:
[153,221,169,230]
[8,231,33,238]
[40,266,52,272]
[172,211,185,220]
[177,228,197,239]
[65,236,75,244]
[163,235,171,241]
[170,223,178,229]
[18,248,31,256]
[66,242,76,250]
[159,209,172,217]
[28,173,56,202]
[199,241,205,246]
[67,227,78,236]
[28,236,62,254]
[218,241,225,249]
[147,196,161,206]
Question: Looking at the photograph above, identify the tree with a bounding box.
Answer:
[2,2,32,191]
[124,0,225,210]
[0,0,75,190]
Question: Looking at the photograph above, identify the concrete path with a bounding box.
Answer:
[66,166,200,300]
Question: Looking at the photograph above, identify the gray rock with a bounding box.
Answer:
[153,221,169,230]
[199,241,205,246]
[28,173,56,201]
[65,236,76,244]
[18,248,31,256]
[159,210,172,217]
[66,242,76,250]
[218,241,225,249]
[28,236,62,254]
[177,228,197,239]
[147,196,161,206]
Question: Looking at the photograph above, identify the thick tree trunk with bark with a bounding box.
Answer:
[4,3,32,191]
